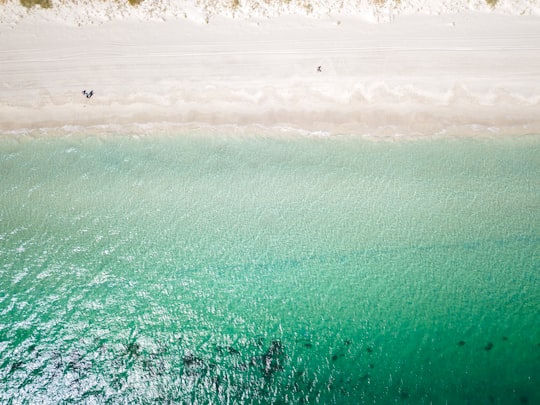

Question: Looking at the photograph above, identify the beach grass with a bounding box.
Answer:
[16,0,145,8]
[19,0,52,8]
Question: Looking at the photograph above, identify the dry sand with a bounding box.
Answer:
[1,1,539,137]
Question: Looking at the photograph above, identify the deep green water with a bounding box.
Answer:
[1,132,539,404]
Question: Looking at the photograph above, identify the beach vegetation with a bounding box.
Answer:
[303,2,313,14]
[127,0,144,6]
[485,0,498,7]
[19,0,52,8]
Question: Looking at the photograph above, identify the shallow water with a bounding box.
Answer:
[1,132,539,404]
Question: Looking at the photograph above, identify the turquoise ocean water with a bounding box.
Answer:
[1,132,539,404]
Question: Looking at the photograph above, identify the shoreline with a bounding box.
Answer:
[1,9,540,137]
[4,123,540,144]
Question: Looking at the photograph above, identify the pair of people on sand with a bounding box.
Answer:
[82,90,93,98]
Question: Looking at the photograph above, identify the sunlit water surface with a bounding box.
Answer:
[1,132,539,404]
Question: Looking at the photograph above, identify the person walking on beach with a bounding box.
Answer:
[317,66,322,72]
[82,90,94,98]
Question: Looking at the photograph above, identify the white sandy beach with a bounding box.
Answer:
[1,0,540,137]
